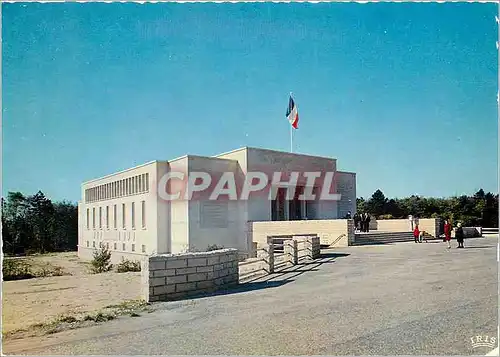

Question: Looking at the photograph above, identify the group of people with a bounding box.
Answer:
[353,212,371,233]
[413,219,465,249]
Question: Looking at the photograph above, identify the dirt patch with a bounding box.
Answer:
[2,252,144,339]
[21,252,91,276]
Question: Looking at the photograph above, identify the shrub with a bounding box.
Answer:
[116,259,141,273]
[2,259,34,281]
[35,264,67,277]
[206,244,224,251]
[377,214,394,220]
[90,246,113,274]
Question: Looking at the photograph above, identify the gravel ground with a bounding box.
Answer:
[3,236,498,355]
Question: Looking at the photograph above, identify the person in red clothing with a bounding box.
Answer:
[413,225,420,243]
[444,219,452,249]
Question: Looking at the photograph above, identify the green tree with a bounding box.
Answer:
[367,189,387,217]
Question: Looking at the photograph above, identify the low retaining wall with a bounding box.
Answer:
[249,219,353,249]
[369,218,440,238]
[141,249,239,302]
[283,236,321,264]
[453,227,482,238]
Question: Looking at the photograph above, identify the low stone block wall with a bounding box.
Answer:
[141,249,239,302]
[249,219,352,248]
[453,227,482,238]
[284,236,321,265]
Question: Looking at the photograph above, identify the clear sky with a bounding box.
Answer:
[3,2,498,203]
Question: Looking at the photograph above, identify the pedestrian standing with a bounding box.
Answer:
[353,212,360,232]
[361,213,367,232]
[455,222,465,248]
[365,213,371,233]
[444,219,452,249]
[413,225,420,243]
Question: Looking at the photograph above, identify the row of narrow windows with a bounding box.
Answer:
[87,201,146,230]
[85,173,149,203]
[87,240,145,253]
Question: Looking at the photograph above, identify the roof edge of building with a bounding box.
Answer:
[82,160,161,186]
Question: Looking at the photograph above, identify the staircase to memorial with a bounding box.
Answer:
[352,231,415,246]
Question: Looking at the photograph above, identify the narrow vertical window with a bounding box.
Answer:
[122,203,126,229]
[86,208,89,230]
[113,204,117,229]
[122,243,126,251]
[131,244,135,252]
[106,206,109,229]
[141,201,146,229]
[131,202,136,229]
[92,208,96,229]
[138,175,142,193]
[99,207,102,229]
[145,173,149,191]
[142,245,146,253]
[114,243,117,250]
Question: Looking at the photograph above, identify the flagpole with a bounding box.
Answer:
[290,91,293,153]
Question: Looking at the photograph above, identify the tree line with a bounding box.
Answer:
[357,189,498,228]
[1,188,498,255]
[2,191,78,255]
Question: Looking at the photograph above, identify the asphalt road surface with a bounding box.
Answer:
[4,236,498,355]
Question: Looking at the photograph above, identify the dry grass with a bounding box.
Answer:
[2,252,145,340]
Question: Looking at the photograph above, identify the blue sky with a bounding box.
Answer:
[3,2,498,203]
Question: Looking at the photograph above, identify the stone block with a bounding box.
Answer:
[196,280,214,289]
[214,278,224,286]
[215,263,226,271]
[166,292,188,301]
[153,269,177,277]
[176,267,197,275]
[150,277,166,287]
[196,265,214,273]
[176,282,197,292]
[207,256,220,265]
[166,259,188,269]
[206,271,215,280]
[187,272,208,282]
[188,258,208,267]
[166,275,187,284]
[150,260,166,271]
[153,285,176,295]
[149,295,160,302]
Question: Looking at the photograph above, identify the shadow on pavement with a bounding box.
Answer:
[172,252,351,302]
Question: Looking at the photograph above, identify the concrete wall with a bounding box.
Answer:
[79,161,159,262]
[249,219,353,248]
[141,249,239,302]
[156,161,170,254]
[335,171,356,218]
[78,246,148,265]
[370,218,440,238]
[454,227,482,238]
[168,157,189,254]
[187,156,246,252]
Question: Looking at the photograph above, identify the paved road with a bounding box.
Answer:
[4,236,498,355]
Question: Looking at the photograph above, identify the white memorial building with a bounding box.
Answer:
[77,147,356,263]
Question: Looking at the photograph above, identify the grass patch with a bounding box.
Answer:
[3,299,151,341]
[2,259,69,281]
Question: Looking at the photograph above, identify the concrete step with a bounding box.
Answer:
[353,232,415,246]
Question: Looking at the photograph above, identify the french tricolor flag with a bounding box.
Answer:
[286,95,299,129]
